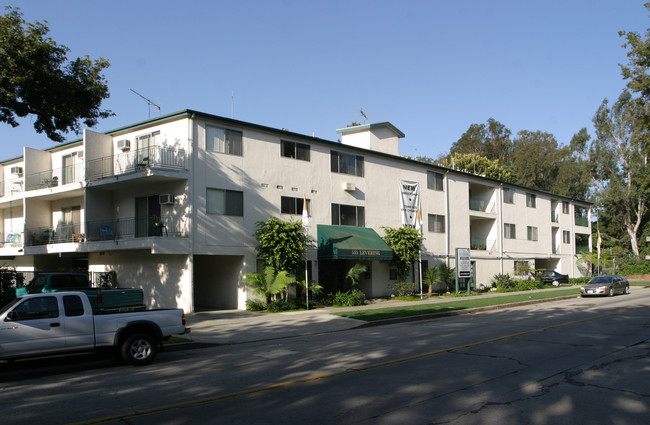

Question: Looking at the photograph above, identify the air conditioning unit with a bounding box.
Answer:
[10,166,23,175]
[343,182,355,191]
[159,194,174,205]
[117,139,130,151]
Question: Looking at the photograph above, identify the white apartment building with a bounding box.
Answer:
[0,110,593,311]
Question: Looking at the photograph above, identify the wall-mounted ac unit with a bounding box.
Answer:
[159,194,174,205]
[343,182,355,191]
[117,139,130,151]
[10,166,23,175]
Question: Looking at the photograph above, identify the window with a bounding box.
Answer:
[281,196,310,215]
[428,214,445,233]
[331,203,365,227]
[563,230,571,244]
[206,126,243,156]
[281,141,310,161]
[503,188,514,204]
[427,171,444,191]
[63,295,85,317]
[12,296,59,320]
[527,226,538,241]
[331,151,364,177]
[207,188,244,216]
[526,193,536,208]
[562,201,569,214]
[504,223,516,239]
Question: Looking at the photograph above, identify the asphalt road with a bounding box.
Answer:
[1,288,649,425]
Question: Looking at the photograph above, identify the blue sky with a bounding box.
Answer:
[1,0,648,160]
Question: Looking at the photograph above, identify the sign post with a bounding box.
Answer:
[456,248,472,294]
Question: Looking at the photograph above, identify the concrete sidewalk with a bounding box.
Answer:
[185,287,582,345]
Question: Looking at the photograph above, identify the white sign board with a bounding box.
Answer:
[457,248,471,278]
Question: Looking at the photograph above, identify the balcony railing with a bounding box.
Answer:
[470,238,487,250]
[24,163,85,192]
[551,211,559,223]
[575,216,589,227]
[86,146,187,181]
[0,231,24,248]
[26,216,187,246]
[469,199,488,212]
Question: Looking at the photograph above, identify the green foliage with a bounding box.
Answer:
[266,299,305,312]
[254,217,310,274]
[569,277,592,285]
[0,7,112,142]
[450,118,513,162]
[345,264,367,289]
[618,254,650,276]
[243,266,295,304]
[437,263,456,293]
[440,152,518,183]
[381,226,423,280]
[510,130,565,192]
[319,289,366,307]
[0,267,23,306]
[491,273,512,290]
[388,281,417,296]
[492,273,546,292]
[245,299,266,312]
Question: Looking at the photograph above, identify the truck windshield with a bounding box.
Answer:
[0,297,22,315]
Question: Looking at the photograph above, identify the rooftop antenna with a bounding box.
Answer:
[360,108,368,123]
[130,88,161,119]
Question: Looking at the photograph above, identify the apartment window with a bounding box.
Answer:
[427,171,444,191]
[206,125,243,156]
[527,226,538,241]
[562,201,569,214]
[332,203,365,227]
[504,223,516,239]
[281,196,310,215]
[428,214,445,233]
[526,193,536,208]
[207,188,243,216]
[503,188,514,204]
[563,230,571,244]
[331,151,364,177]
[281,141,310,161]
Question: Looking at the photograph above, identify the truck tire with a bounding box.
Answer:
[121,333,158,366]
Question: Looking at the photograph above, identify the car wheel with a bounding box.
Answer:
[608,287,614,297]
[552,280,559,286]
[121,333,158,366]
[625,285,630,295]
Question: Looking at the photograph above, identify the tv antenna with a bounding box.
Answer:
[130,88,161,119]
[360,108,368,123]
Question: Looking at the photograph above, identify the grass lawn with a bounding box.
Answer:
[334,288,580,322]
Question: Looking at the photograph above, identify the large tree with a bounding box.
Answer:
[0,7,112,142]
[450,118,513,162]
[591,91,648,257]
[510,130,564,193]
[254,217,311,274]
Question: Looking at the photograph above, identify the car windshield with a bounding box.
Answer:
[589,276,613,284]
[0,297,22,315]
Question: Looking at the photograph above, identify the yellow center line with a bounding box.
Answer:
[67,304,649,425]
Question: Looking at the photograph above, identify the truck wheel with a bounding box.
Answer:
[121,333,157,366]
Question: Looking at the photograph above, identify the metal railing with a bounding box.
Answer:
[24,163,85,192]
[469,199,487,212]
[26,216,187,246]
[86,146,187,181]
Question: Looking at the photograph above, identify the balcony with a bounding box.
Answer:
[86,146,187,181]
[26,216,187,246]
[469,198,488,212]
[24,164,85,192]
[551,211,559,223]
[575,216,589,227]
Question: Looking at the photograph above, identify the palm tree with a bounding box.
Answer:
[345,264,367,290]
[243,266,295,305]
[437,263,456,293]
[423,267,440,295]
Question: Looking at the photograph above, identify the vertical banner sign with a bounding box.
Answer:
[399,181,420,228]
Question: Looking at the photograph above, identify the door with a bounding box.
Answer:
[0,296,66,357]
[62,153,75,184]
[59,206,81,242]
[62,294,95,349]
[135,195,161,237]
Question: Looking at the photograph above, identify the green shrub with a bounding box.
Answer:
[511,279,544,291]
[618,256,650,276]
[245,299,266,311]
[569,277,591,285]
[388,281,417,296]
[266,299,306,312]
[320,289,366,307]
[491,273,512,290]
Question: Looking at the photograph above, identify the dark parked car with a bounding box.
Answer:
[539,270,569,286]
[580,275,630,297]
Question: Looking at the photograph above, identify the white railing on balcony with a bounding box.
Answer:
[86,146,187,181]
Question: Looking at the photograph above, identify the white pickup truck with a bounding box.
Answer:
[0,291,188,365]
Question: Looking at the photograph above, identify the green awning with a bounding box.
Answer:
[317,225,393,260]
